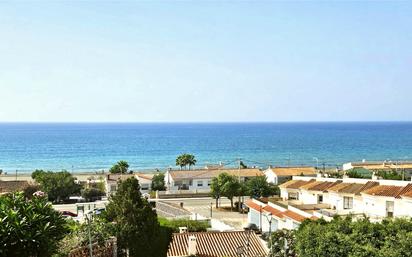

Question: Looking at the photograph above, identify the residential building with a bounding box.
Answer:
[264,166,317,185]
[245,198,317,232]
[164,168,263,191]
[167,231,268,257]
[278,176,412,221]
[105,173,154,196]
[343,160,412,172]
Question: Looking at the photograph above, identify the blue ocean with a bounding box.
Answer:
[0,122,411,173]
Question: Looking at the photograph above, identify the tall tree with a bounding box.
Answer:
[246,176,279,199]
[175,153,197,170]
[0,192,68,257]
[151,173,166,191]
[104,177,170,257]
[31,170,81,203]
[109,160,130,174]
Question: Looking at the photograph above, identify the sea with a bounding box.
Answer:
[0,122,411,173]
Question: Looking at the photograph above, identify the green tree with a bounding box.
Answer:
[210,172,240,209]
[0,192,68,257]
[81,188,105,202]
[109,160,130,174]
[246,176,279,198]
[151,173,166,191]
[104,177,170,257]
[175,153,197,170]
[31,170,81,203]
[220,174,241,210]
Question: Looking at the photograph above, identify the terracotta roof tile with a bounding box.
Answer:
[328,181,379,195]
[362,184,412,198]
[269,166,317,176]
[282,210,307,223]
[301,180,342,192]
[167,231,267,257]
[262,205,284,218]
[245,199,263,213]
[279,179,316,189]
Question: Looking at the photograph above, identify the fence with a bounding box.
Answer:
[68,237,117,257]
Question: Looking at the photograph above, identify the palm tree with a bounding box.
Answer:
[175,153,197,170]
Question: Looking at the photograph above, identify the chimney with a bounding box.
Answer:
[179,227,188,233]
[188,235,197,256]
[372,172,378,180]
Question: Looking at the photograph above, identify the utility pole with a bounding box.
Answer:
[15,170,17,181]
[238,158,242,212]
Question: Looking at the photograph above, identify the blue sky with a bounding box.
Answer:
[1,1,411,122]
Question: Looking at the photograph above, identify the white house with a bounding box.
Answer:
[278,176,412,220]
[164,168,263,192]
[245,198,317,232]
[105,173,154,196]
[264,166,317,185]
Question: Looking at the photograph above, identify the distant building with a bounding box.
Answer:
[167,231,267,257]
[343,160,412,171]
[164,168,263,191]
[263,166,317,185]
[105,173,154,196]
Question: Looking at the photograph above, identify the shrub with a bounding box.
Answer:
[158,217,210,232]
[0,192,68,257]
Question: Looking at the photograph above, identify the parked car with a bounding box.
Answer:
[61,210,78,217]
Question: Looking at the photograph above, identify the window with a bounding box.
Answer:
[317,194,323,203]
[207,180,211,186]
[141,184,149,190]
[343,197,353,209]
[110,185,117,192]
[288,192,299,200]
[197,181,203,187]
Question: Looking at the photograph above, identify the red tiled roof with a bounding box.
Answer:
[245,199,263,212]
[301,180,342,192]
[262,205,284,218]
[362,184,412,198]
[328,181,379,195]
[279,179,316,189]
[167,231,267,257]
[282,210,307,222]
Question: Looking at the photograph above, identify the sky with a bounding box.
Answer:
[0,1,411,122]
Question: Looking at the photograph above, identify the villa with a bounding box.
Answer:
[164,168,263,192]
[105,173,154,196]
[263,166,317,185]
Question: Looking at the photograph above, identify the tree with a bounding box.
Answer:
[31,170,81,203]
[175,153,197,170]
[220,174,241,210]
[109,160,130,174]
[81,188,105,202]
[210,172,240,209]
[246,176,279,198]
[104,177,170,257]
[151,173,166,191]
[0,192,68,257]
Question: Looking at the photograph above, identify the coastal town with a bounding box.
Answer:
[2,155,412,257]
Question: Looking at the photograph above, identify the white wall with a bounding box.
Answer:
[264,169,277,184]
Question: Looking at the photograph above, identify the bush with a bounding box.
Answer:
[158,217,210,232]
[81,188,105,202]
[0,192,68,257]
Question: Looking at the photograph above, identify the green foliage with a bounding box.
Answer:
[0,192,68,257]
[151,173,166,191]
[81,187,105,202]
[246,176,279,198]
[158,217,210,232]
[269,229,296,257]
[292,217,412,257]
[210,172,241,209]
[239,161,248,169]
[54,217,114,257]
[175,153,197,170]
[109,160,130,174]
[104,177,170,257]
[31,170,81,203]
[376,170,403,180]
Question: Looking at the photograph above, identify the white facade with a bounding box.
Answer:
[279,176,412,220]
